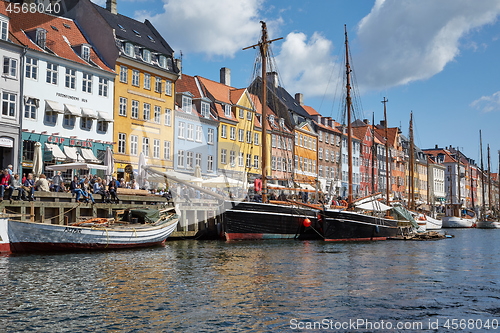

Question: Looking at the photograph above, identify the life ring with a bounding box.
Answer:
[340,200,348,207]
[418,216,425,221]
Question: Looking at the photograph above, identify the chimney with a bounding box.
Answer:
[266,71,278,88]
[380,120,386,127]
[435,144,438,149]
[220,67,231,86]
[175,58,182,76]
[363,119,369,124]
[106,0,117,14]
[295,93,303,105]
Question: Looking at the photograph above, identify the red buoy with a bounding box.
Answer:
[303,218,311,227]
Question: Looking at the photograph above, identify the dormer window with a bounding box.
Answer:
[269,114,275,124]
[36,28,46,49]
[0,17,8,41]
[224,104,231,117]
[124,42,133,57]
[201,102,210,118]
[182,95,192,113]
[279,118,285,127]
[81,45,90,62]
[117,24,126,31]
[159,55,166,68]
[143,49,151,63]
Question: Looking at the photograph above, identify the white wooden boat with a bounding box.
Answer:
[475,220,500,229]
[417,214,442,230]
[442,203,476,228]
[2,213,178,253]
[0,218,9,253]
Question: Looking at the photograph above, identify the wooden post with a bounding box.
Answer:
[30,201,34,222]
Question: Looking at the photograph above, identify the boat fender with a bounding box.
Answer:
[317,213,322,223]
[375,225,379,233]
[303,218,311,228]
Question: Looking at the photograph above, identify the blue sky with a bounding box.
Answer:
[94,0,500,170]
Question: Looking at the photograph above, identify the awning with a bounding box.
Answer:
[81,107,97,118]
[45,100,64,113]
[44,143,67,161]
[80,148,100,163]
[97,111,114,122]
[64,104,80,117]
[63,146,85,162]
[46,162,107,171]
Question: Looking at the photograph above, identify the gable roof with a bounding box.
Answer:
[176,73,202,99]
[5,5,113,73]
[423,149,458,164]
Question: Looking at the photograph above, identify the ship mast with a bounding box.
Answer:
[457,147,461,208]
[382,97,390,207]
[480,130,485,219]
[488,144,492,211]
[345,25,353,207]
[371,112,375,195]
[243,22,282,203]
[408,112,415,211]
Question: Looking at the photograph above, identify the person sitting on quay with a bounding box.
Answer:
[23,173,35,201]
[35,174,50,193]
[10,173,27,202]
[80,178,95,204]
[70,175,85,202]
[131,179,139,190]
[52,171,64,192]
[108,177,119,203]
[0,169,12,202]
[93,177,109,203]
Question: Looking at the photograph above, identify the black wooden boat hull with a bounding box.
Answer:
[323,210,399,241]
[222,201,322,240]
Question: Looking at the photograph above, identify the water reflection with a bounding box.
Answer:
[1,230,500,331]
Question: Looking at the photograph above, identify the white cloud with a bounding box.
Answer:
[275,32,339,98]
[355,0,500,91]
[135,0,267,58]
[470,91,500,113]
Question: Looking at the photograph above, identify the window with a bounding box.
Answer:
[131,100,139,119]
[271,156,276,170]
[325,166,329,178]
[143,49,151,63]
[130,135,138,155]
[81,117,92,130]
[247,111,252,121]
[143,103,150,120]
[144,73,151,90]
[118,133,126,154]
[295,134,298,145]
[238,152,244,166]
[124,42,133,57]
[178,150,185,168]
[196,126,202,142]
[331,151,335,163]
[132,69,139,86]
[238,129,244,142]
[254,133,259,146]
[46,63,58,85]
[239,108,243,118]
[283,158,287,172]
[182,95,192,113]
[153,139,160,159]
[155,77,161,93]
[25,57,38,79]
[97,119,108,133]
[309,137,312,149]
[201,102,209,118]
[0,19,7,41]
[154,106,161,123]
[325,133,329,144]
[208,128,214,144]
[313,161,316,174]
[195,153,202,167]
[299,134,303,147]
[187,123,194,140]
[165,80,172,96]
[325,149,329,162]
[309,159,312,173]
[246,131,252,143]
[178,122,185,138]
[295,156,299,170]
[81,45,90,62]
[82,73,92,93]
[300,157,303,170]
[164,108,171,126]
[254,155,259,169]
[120,66,127,83]
[277,157,282,171]
[163,141,170,160]
[159,55,166,68]
[288,138,292,151]
[271,134,276,148]
[3,57,17,78]
[207,155,213,172]
[63,114,75,127]
[277,135,281,149]
[246,154,251,168]
[230,150,235,166]
[142,137,149,157]
[230,127,236,140]
[24,98,37,119]
[1,92,15,117]
[224,104,231,117]
[221,124,227,138]
[221,149,227,164]
[313,139,316,151]
[319,148,323,160]
[119,97,127,116]
[64,68,76,89]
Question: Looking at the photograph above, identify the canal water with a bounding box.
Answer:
[1,229,500,332]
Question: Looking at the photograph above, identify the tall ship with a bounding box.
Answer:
[321,26,411,241]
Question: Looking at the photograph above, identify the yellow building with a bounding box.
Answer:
[294,122,318,184]
[197,75,263,181]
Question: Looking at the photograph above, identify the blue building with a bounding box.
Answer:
[174,74,218,177]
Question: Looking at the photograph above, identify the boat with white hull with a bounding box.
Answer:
[442,203,476,228]
[3,213,178,253]
[475,220,500,229]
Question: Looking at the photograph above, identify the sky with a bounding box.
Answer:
[93,0,500,170]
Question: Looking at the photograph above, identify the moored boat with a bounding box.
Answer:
[475,220,500,229]
[442,203,476,228]
[2,211,178,253]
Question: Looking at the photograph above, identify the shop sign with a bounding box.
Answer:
[47,136,92,148]
[0,137,14,148]
[22,162,33,168]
